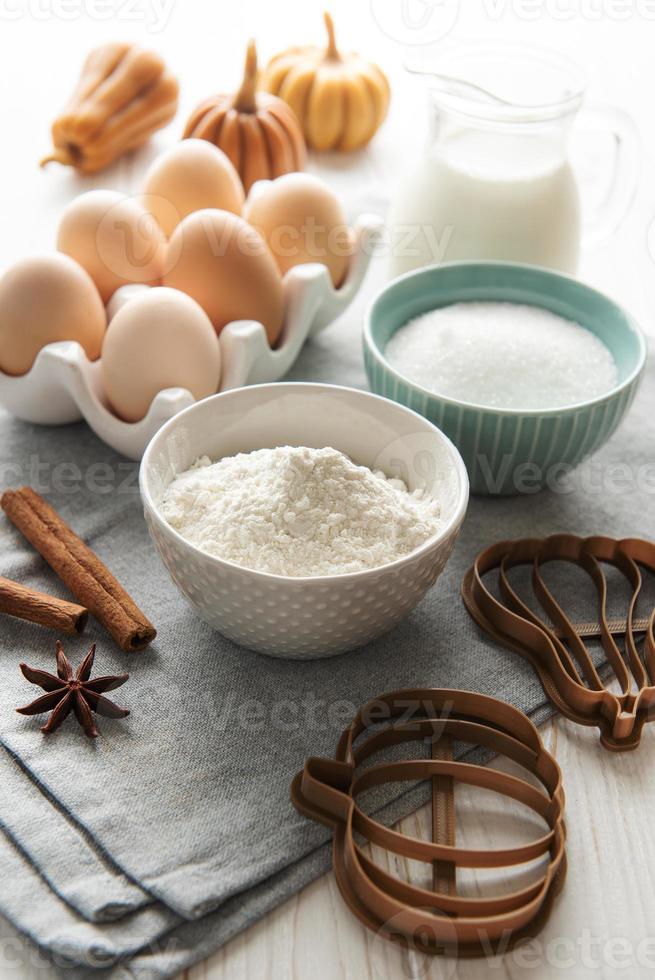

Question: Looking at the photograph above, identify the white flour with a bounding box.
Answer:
[162,446,442,577]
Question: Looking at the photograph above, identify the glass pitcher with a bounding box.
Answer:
[387,43,639,280]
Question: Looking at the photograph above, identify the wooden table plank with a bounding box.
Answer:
[187,719,655,980]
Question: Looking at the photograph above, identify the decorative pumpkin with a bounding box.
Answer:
[262,13,390,152]
[183,41,306,193]
[41,42,179,175]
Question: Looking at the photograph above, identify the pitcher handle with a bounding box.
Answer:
[578,103,641,248]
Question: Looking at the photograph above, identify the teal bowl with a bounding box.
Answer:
[364,262,647,495]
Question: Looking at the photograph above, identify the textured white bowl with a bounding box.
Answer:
[140,384,469,659]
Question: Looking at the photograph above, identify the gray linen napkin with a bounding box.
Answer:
[0,829,179,969]
[0,287,653,977]
[0,748,151,922]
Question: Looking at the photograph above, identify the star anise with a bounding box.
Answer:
[16,641,130,738]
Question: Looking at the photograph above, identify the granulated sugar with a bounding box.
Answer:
[162,446,442,577]
[385,301,618,410]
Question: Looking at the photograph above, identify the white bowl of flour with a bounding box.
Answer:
[140,383,469,659]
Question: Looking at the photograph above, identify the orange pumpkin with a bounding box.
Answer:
[183,41,306,192]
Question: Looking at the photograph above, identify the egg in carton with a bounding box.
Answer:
[0,212,382,460]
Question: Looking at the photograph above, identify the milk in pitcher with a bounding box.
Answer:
[388,127,581,278]
[387,44,595,279]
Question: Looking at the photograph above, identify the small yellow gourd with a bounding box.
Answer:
[262,13,390,152]
[41,43,179,175]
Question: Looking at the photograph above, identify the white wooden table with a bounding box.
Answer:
[190,720,655,980]
[1,2,654,978]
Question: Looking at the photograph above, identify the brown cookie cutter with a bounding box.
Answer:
[291,688,566,957]
[462,534,655,751]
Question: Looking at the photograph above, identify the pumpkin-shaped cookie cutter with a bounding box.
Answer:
[462,535,655,751]
[291,688,566,957]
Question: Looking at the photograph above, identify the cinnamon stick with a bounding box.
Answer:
[1,487,156,652]
[0,576,88,634]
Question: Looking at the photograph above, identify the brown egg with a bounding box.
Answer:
[142,140,245,238]
[0,253,106,376]
[163,209,284,344]
[101,287,221,423]
[243,173,352,287]
[57,190,166,304]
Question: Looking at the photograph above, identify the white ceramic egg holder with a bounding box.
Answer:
[0,214,383,460]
